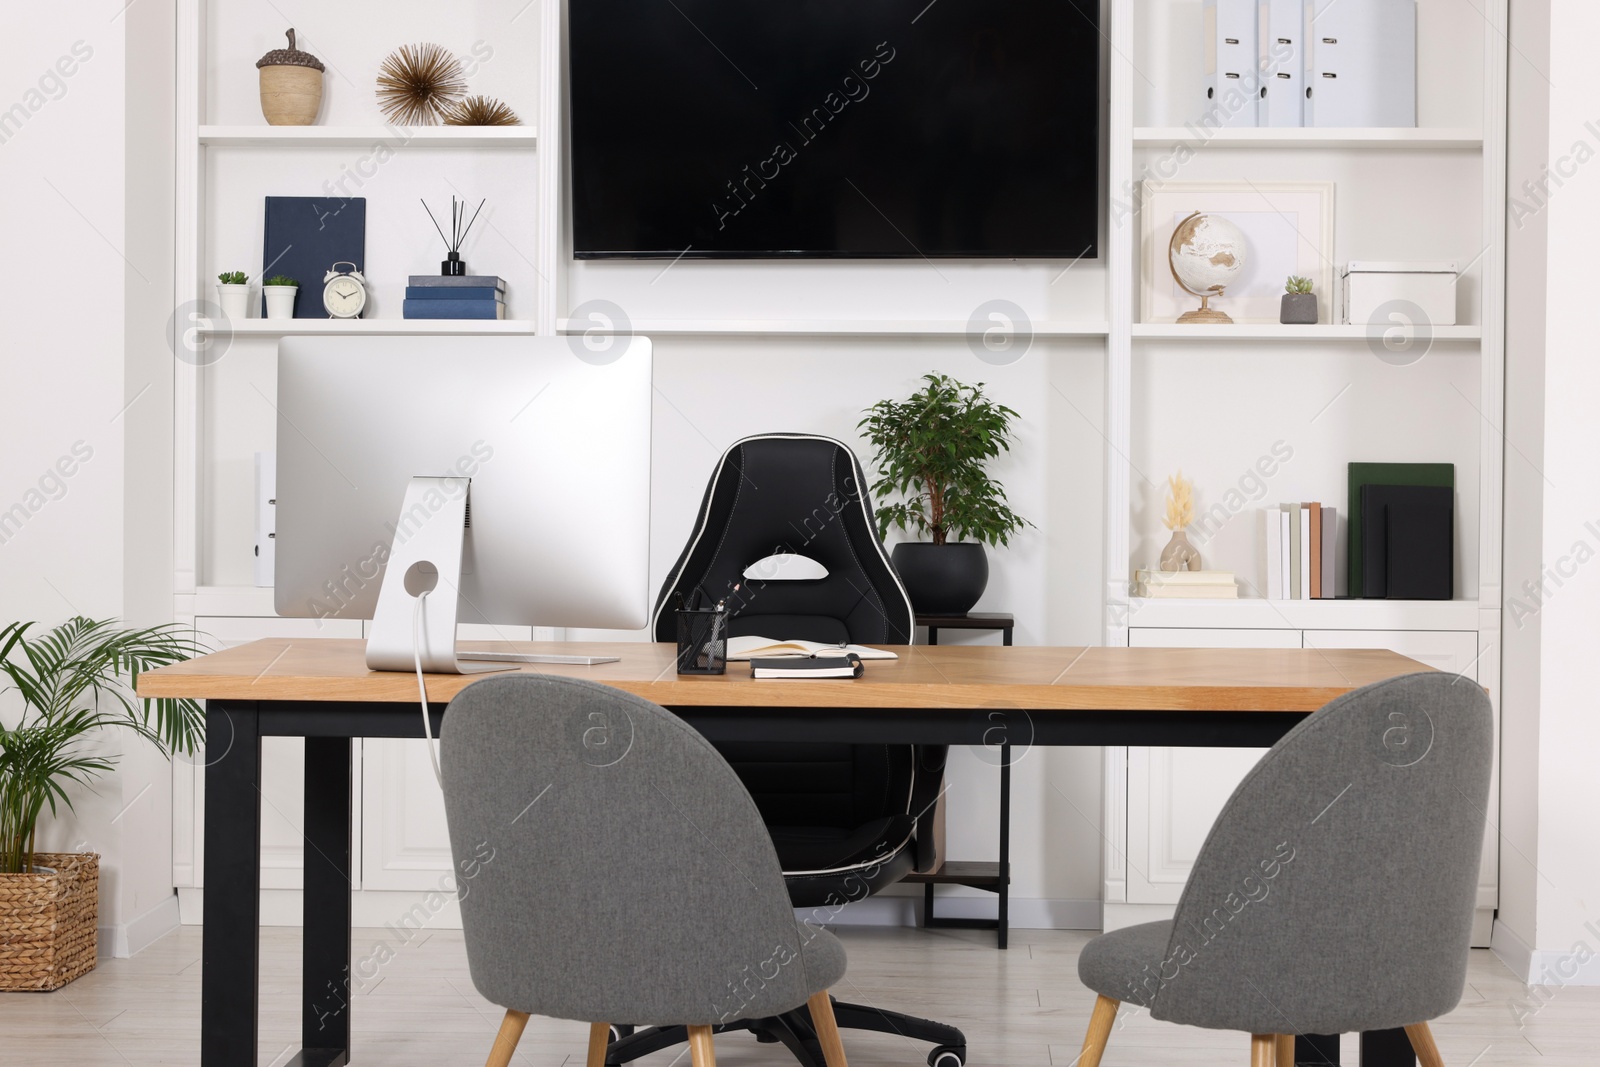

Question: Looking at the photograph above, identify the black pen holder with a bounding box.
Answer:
[675,608,729,675]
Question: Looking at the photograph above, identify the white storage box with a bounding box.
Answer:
[1340,261,1457,326]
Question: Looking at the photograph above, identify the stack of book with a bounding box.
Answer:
[1263,503,1337,600]
[403,275,507,320]
[1134,569,1238,598]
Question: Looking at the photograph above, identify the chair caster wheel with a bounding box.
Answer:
[609,1025,634,1043]
[928,1045,966,1067]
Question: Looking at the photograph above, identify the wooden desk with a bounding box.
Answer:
[140,641,1431,1067]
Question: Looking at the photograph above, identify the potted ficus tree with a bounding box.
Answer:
[0,618,204,990]
[859,373,1031,615]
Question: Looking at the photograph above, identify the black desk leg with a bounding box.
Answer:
[1002,627,1013,647]
[927,627,939,646]
[1361,1028,1416,1067]
[202,702,262,1067]
[997,744,1010,950]
[1295,1033,1341,1065]
[301,737,354,1067]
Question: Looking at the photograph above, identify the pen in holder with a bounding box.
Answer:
[675,606,729,675]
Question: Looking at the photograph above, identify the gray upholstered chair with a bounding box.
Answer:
[440,674,853,1067]
[1075,671,1492,1067]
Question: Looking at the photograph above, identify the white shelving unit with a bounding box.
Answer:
[554,318,1112,338]
[1132,127,1482,149]
[203,318,539,337]
[170,0,1508,938]
[197,125,538,147]
[1102,0,1507,943]
[1130,323,1482,341]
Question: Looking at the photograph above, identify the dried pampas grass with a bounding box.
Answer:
[376,43,466,126]
[1163,472,1195,530]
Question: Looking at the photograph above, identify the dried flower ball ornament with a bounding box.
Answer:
[376,43,467,125]
[444,95,520,127]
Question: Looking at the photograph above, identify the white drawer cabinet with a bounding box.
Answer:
[1109,624,1493,945]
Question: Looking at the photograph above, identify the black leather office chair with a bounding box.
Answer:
[605,433,967,1067]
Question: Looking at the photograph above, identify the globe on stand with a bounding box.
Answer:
[1168,211,1247,324]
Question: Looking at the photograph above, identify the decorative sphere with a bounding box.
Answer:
[1169,213,1247,298]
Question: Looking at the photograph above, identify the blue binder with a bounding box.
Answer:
[261,197,366,318]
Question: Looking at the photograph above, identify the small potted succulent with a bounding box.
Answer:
[262,275,299,320]
[216,271,250,320]
[860,374,1031,616]
[1280,275,1317,324]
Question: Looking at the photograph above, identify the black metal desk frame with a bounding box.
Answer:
[201,700,1417,1067]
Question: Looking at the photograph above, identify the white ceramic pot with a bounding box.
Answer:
[263,286,299,320]
[216,283,251,321]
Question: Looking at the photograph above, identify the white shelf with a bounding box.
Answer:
[198,125,537,148]
[1133,127,1482,149]
[201,319,539,337]
[1132,322,1482,342]
[555,318,1112,338]
[1126,597,1481,631]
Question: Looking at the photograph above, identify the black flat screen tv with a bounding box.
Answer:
[569,0,1101,259]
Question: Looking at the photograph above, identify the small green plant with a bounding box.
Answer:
[217,271,249,286]
[859,374,1032,547]
[0,619,205,874]
[263,275,298,287]
[1285,275,1313,294]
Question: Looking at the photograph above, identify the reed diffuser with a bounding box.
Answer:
[422,196,486,276]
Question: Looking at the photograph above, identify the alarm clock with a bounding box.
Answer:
[322,262,368,319]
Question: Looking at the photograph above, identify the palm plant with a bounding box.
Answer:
[0,618,205,874]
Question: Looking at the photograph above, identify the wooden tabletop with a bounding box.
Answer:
[136,639,1433,712]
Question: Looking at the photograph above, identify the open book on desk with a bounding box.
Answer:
[725,636,899,661]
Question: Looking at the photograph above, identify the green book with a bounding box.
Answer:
[1347,462,1454,597]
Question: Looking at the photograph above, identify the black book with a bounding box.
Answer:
[1361,484,1454,599]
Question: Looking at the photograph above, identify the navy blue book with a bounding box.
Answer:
[405,286,504,302]
[407,275,506,292]
[262,196,366,318]
[403,299,506,320]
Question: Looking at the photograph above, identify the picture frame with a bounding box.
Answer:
[1139,181,1335,324]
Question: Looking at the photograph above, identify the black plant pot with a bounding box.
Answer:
[892,542,989,616]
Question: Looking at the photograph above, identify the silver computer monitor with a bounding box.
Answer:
[274,334,652,669]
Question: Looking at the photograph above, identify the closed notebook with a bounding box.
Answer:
[262,196,365,318]
[1361,484,1453,599]
[750,654,864,679]
[1348,462,1454,596]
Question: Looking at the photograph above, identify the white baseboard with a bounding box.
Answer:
[99,892,182,959]
[1490,918,1600,986]
[177,886,1101,932]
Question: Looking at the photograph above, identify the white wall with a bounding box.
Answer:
[1497,0,1600,986]
[0,0,180,956]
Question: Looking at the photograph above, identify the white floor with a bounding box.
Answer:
[0,924,1586,1066]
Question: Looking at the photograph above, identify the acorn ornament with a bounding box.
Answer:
[257,29,325,126]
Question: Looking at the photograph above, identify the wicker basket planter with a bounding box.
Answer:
[0,852,98,991]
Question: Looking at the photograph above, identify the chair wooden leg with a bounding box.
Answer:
[587,1022,612,1067]
[688,1024,717,1067]
[1404,1022,1447,1067]
[1275,1034,1296,1066]
[808,991,850,1067]
[1078,995,1119,1067]
[485,1010,530,1067]
[1251,1033,1275,1067]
